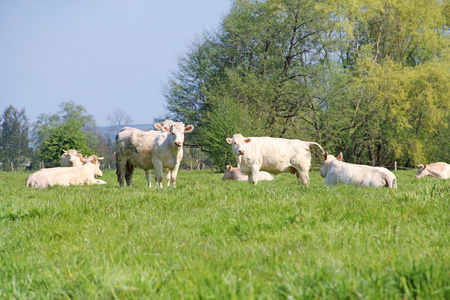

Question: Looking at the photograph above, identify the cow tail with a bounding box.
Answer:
[307,142,325,154]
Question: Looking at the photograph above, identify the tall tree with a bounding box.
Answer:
[33,101,100,166]
[0,105,32,168]
[106,108,133,137]
[163,0,450,168]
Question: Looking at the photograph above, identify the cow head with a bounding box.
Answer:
[85,155,105,177]
[226,134,251,157]
[162,122,194,147]
[415,164,429,178]
[222,165,234,181]
[155,119,175,131]
[61,149,84,167]
[320,151,341,178]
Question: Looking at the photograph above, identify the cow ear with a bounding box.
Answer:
[226,165,232,171]
[154,123,162,130]
[417,164,423,169]
[423,164,427,169]
[226,138,232,144]
[185,125,194,133]
[162,126,171,133]
[324,152,328,161]
[80,156,87,163]
[244,138,251,143]
[337,153,343,161]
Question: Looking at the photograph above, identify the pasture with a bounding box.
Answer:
[0,169,448,299]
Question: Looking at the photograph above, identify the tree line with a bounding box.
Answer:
[0,102,209,171]
[0,101,122,170]
[163,0,449,168]
[2,0,448,171]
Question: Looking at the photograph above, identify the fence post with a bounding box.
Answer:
[11,162,14,172]
[394,161,397,171]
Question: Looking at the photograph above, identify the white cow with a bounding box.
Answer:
[222,165,274,182]
[415,162,450,179]
[154,120,176,186]
[319,152,397,188]
[115,122,194,188]
[154,119,175,131]
[226,134,324,186]
[61,149,85,167]
[26,155,105,189]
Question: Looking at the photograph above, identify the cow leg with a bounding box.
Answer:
[145,169,152,188]
[170,167,180,187]
[165,169,171,186]
[125,161,135,187]
[116,159,126,188]
[297,169,310,186]
[152,159,164,188]
[248,166,260,185]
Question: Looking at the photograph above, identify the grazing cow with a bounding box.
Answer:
[415,162,450,179]
[222,165,274,182]
[115,122,194,188]
[61,149,85,167]
[26,155,105,188]
[319,152,397,188]
[226,134,324,186]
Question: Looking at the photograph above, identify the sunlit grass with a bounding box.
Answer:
[0,169,449,298]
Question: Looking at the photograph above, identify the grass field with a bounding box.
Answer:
[0,168,449,299]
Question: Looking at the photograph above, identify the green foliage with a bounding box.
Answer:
[0,170,449,298]
[0,105,32,166]
[33,101,100,166]
[163,0,450,167]
[38,120,93,165]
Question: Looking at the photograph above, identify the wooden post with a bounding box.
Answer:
[394,161,397,171]
[11,162,14,172]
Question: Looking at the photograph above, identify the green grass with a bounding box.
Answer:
[0,169,449,299]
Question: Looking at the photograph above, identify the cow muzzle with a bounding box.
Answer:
[175,141,182,147]
[238,150,244,155]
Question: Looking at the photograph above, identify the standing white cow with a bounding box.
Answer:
[115,122,194,188]
[319,152,397,188]
[222,165,274,182]
[226,134,324,186]
[61,149,85,167]
[26,155,105,188]
[154,120,176,186]
[415,162,450,179]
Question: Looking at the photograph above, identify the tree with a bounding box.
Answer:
[106,108,133,137]
[33,101,100,166]
[163,0,450,168]
[0,105,32,169]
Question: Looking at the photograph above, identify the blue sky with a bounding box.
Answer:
[0,0,231,126]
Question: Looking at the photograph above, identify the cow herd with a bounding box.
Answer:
[25,120,450,189]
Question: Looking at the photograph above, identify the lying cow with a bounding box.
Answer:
[115,121,194,188]
[415,162,450,179]
[226,134,324,186]
[319,152,397,188]
[26,155,105,188]
[222,165,274,182]
[61,149,85,167]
